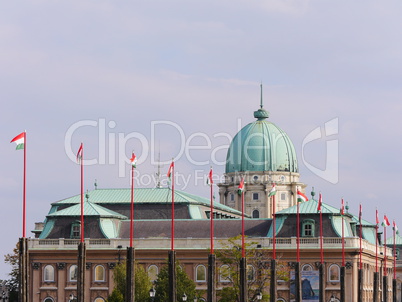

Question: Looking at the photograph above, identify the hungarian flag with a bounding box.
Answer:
[393,220,399,235]
[340,198,344,215]
[206,168,213,186]
[238,178,245,195]
[297,190,308,202]
[317,193,322,212]
[10,132,25,150]
[268,183,276,197]
[130,153,137,167]
[167,161,174,181]
[382,215,391,227]
[76,143,83,163]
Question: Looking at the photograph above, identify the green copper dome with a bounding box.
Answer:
[225,107,298,173]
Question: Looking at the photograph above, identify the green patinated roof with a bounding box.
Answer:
[276,199,341,215]
[52,188,242,216]
[225,108,298,173]
[48,200,127,219]
[386,234,402,245]
[351,214,376,226]
[38,219,55,239]
[267,215,286,237]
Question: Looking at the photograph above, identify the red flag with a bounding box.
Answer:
[340,198,344,215]
[382,215,391,227]
[376,209,379,225]
[238,178,245,195]
[76,143,83,163]
[317,193,322,213]
[207,168,213,185]
[10,132,26,150]
[130,153,137,167]
[167,161,174,179]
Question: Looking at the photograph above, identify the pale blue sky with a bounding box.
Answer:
[1,1,402,279]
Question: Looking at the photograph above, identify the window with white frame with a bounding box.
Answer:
[328,264,340,282]
[44,298,54,302]
[71,222,80,239]
[94,298,105,302]
[302,219,315,237]
[302,264,313,271]
[69,265,78,281]
[147,265,159,282]
[44,265,55,282]
[94,265,105,282]
[195,265,206,282]
[219,265,230,282]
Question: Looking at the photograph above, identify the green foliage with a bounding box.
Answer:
[107,288,124,302]
[107,261,152,302]
[4,242,20,301]
[154,261,196,302]
[215,235,289,302]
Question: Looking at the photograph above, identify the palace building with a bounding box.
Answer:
[27,101,400,302]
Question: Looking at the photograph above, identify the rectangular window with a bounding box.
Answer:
[230,193,234,201]
[253,193,259,200]
[71,223,80,239]
[304,224,312,236]
[281,193,286,201]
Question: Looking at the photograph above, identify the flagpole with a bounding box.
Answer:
[171,160,175,251]
[359,204,362,271]
[393,221,396,280]
[296,199,300,262]
[341,199,345,267]
[130,154,134,248]
[272,193,276,260]
[320,194,323,264]
[23,131,27,238]
[241,184,245,258]
[80,143,84,243]
[210,168,214,255]
[376,209,378,273]
[384,221,387,277]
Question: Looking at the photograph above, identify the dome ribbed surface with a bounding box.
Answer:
[225,119,298,173]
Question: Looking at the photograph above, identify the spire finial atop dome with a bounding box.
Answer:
[254,83,269,120]
[260,82,263,109]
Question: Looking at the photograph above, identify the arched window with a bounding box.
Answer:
[277,299,286,302]
[69,265,78,281]
[199,299,206,302]
[43,298,54,302]
[94,298,105,302]
[302,219,315,237]
[219,264,230,283]
[328,264,340,282]
[44,265,55,282]
[195,265,206,282]
[247,265,255,281]
[252,210,259,218]
[147,265,159,282]
[302,264,313,271]
[94,265,105,282]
